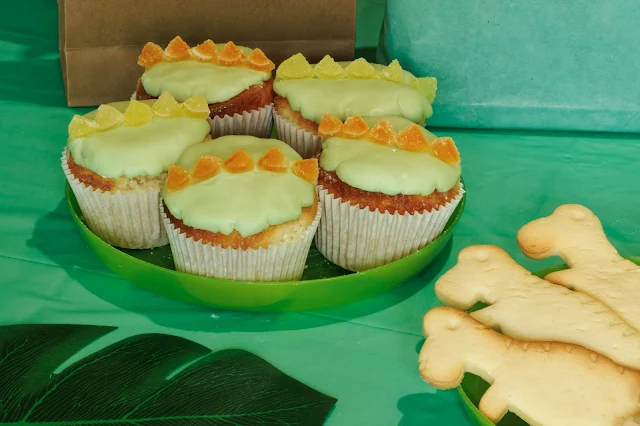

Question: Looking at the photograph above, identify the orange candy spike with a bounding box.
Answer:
[190,40,218,62]
[341,115,369,138]
[395,124,430,152]
[218,41,245,65]
[318,114,343,138]
[257,148,289,172]
[223,149,254,173]
[247,48,275,72]
[293,159,319,184]
[138,42,164,68]
[192,155,222,181]
[430,137,461,164]
[166,165,191,192]
[368,120,395,146]
[163,36,191,61]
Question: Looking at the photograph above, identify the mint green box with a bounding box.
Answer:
[379,0,640,132]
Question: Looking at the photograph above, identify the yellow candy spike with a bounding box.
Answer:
[182,95,210,119]
[380,60,405,84]
[123,100,153,127]
[345,58,377,79]
[137,42,164,68]
[190,40,218,62]
[68,115,99,139]
[163,36,191,61]
[152,93,182,118]
[276,53,314,79]
[166,165,192,192]
[413,77,438,103]
[314,55,345,79]
[93,104,124,131]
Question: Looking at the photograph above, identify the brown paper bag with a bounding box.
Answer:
[58,0,356,106]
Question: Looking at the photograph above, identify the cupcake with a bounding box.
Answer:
[161,136,321,281]
[273,54,437,158]
[135,36,275,138]
[62,94,211,249]
[315,114,464,272]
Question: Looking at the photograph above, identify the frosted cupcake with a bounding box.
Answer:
[62,94,211,249]
[273,54,437,158]
[161,136,321,281]
[315,115,463,271]
[135,36,275,138]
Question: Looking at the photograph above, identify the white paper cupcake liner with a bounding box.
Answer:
[315,185,465,272]
[161,203,322,281]
[274,111,324,159]
[62,150,168,249]
[209,103,273,139]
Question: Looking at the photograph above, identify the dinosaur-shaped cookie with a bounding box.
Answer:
[419,307,640,426]
[434,245,640,370]
[518,204,640,330]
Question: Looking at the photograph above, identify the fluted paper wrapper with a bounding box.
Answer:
[316,186,464,272]
[274,111,324,159]
[162,205,322,281]
[62,151,168,249]
[209,104,273,138]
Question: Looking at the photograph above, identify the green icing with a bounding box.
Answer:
[320,117,460,196]
[67,101,210,179]
[163,136,315,238]
[141,57,270,104]
[273,78,431,124]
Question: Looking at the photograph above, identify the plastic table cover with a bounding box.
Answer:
[1,2,639,425]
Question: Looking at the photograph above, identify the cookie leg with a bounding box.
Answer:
[479,382,509,423]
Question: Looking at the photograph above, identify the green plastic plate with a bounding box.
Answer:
[65,184,466,312]
[458,256,640,426]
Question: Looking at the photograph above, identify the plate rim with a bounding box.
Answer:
[65,181,467,288]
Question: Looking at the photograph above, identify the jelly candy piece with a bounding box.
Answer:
[181,94,210,119]
[247,48,275,72]
[94,104,124,131]
[166,165,192,192]
[257,147,289,172]
[163,36,191,61]
[314,55,345,79]
[123,100,153,127]
[318,114,343,138]
[224,149,254,173]
[395,124,430,152]
[190,39,218,62]
[68,115,98,139]
[276,53,314,79]
[413,77,438,103]
[368,120,395,146]
[345,58,377,79]
[293,159,319,183]
[341,115,370,138]
[192,155,222,181]
[430,137,460,164]
[218,41,245,65]
[137,42,164,68]
[379,59,405,84]
[152,92,182,118]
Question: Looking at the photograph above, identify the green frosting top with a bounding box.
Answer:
[163,136,316,238]
[273,64,431,124]
[141,44,270,104]
[320,116,461,196]
[67,101,210,179]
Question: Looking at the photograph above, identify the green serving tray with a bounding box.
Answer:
[458,257,640,426]
[65,183,466,312]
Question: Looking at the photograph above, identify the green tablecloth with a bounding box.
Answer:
[2,3,639,425]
